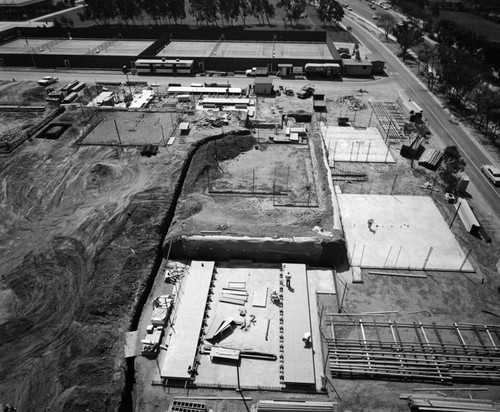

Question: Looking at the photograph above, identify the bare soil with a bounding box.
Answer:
[1,68,499,412]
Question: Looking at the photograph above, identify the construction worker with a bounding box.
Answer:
[285,273,291,287]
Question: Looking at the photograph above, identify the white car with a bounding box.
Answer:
[481,164,500,186]
[37,76,58,86]
[372,13,379,19]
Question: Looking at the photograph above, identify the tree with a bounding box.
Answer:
[167,0,186,24]
[377,11,397,39]
[417,42,438,89]
[317,0,343,26]
[239,0,250,26]
[263,0,275,24]
[471,84,500,139]
[439,146,466,193]
[277,0,306,25]
[394,21,422,61]
[219,0,239,25]
[437,45,481,107]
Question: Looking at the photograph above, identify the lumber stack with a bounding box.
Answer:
[405,394,500,411]
[418,148,442,170]
[256,400,336,411]
[219,285,248,306]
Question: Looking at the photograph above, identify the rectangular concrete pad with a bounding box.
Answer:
[157,40,333,60]
[321,125,395,163]
[160,260,214,379]
[195,265,282,389]
[0,38,153,56]
[338,195,474,272]
[282,263,315,385]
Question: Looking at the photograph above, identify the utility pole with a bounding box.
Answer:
[114,120,124,152]
[160,124,167,147]
[122,65,132,95]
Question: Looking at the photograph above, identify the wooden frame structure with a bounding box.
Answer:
[327,320,500,384]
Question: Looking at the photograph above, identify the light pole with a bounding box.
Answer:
[122,65,132,95]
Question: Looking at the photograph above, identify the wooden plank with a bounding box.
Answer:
[368,271,427,278]
[228,281,246,289]
[219,297,245,306]
[221,293,247,301]
[252,287,268,308]
[221,288,248,296]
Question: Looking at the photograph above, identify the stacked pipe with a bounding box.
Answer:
[406,395,499,411]
[257,400,336,411]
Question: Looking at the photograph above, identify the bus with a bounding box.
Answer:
[134,58,194,75]
[304,63,341,78]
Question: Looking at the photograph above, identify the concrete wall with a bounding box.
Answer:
[165,234,347,267]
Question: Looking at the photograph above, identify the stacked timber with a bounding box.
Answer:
[405,395,500,411]
[418,148,443,170]
[257,400,336,411]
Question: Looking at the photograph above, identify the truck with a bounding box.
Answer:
[297,84,315,99]
[246,67,268,76]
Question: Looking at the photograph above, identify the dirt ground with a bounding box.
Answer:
[1,69,499,412]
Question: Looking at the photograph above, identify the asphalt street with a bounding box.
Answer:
[343,13,500,224]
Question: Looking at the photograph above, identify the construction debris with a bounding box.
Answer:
[336,95,366,111]
[151,295,173,326]
[140,325,163,358]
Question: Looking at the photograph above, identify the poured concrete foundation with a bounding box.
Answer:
[165,234,346,266]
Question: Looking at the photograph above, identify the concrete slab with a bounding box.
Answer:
[195,264,282,389]
[160,260,214,380]
[282,263,315,386]
[320,125,395,164]
[338,194,474,272]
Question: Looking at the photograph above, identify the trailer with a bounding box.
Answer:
[304,63,341,78]
[135,58,194,75]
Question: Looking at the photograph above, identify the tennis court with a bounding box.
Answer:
[157,40,334,60]
[158,40,219,57]
[0,38,153,55]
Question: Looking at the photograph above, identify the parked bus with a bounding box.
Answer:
[304,63,341,78]
[135,58,194,75]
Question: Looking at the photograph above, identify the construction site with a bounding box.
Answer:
[0,70,499,412]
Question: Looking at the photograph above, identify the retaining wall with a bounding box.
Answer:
[165,234,346,266]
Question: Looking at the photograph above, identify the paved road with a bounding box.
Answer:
[343,14,500,224]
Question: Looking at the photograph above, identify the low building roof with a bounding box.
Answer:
[254,78,273,85]
[0,0,50,7]
[342,59,372,66]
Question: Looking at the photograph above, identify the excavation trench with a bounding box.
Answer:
[119,131,346,410]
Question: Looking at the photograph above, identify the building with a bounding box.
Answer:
[0,0,54,20]
[342,59,373,76]
[254,78,274,95]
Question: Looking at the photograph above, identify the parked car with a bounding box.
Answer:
[370,4,376,9]
[37,76,58,86]
[347,6,352,11]
[372,13,379,19]
[481,164,500,186]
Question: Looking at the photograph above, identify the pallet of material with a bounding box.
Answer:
[418,148,443,170]
[257,400,336,411]
[219,296,246,306]
[221,293,247,302]
[228,281,246,289]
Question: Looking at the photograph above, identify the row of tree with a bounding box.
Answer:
[78,0,312,26]
[375,12,500,143]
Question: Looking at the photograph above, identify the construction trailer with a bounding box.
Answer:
[341,59,372,76]
[455,198,481,236]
